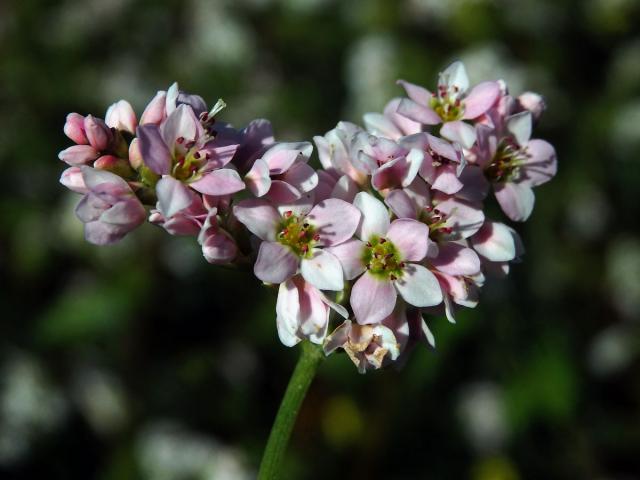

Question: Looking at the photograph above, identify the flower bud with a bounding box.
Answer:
[105,100,137,134]
[58,144,100,166]
[64,113,88,144]
[140,91,167,126]
[84,115,112,151]
[94,154,135,178]
[59,166,88,193]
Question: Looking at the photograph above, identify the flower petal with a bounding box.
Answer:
[439,61,469,92]
[326,239,366,280]
[254,241,299,284]
[276,279,302,347]
[161,104,201,150]
[350,272,396,325]
[522,139,557,187]
[307,198,360,246]
[506,111,532,146]
[300,249,344,291]
[430,243,481,276]
[156,176,193,218]
[386,218,430,262]
[470,221,518,262]
[232,198,281,241]
[354,191,390,240]
[395,264,443,307]
[462,81,500,119]
[397,79,432,105]
[136,124,171,175]
[281,162,318,194]
[245,159,272,197]
[190,168,245,196]
[494,182,535,222]
[385,189,417,219]
[440,120,477,149]
[397,98,441,125]
[262,142,313,174]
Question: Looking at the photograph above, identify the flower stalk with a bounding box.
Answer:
[258,341,324,480]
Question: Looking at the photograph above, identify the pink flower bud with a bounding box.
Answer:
[140,91,167,126]
[128,138,143,170]
[105,100,137,134]
[64,113,88,144]
[58,144,100,166]
[59,166,88,193]
[84,115,112,151]
[517,92,545,121]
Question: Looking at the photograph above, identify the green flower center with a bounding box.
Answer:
[485,138,529,183]
[419,206,453,241]
[430,86,464,122]
[277,211,319,258]
[172,139,207,182]
[362,236,404,280]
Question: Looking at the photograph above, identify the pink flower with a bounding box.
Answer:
[323,302,411,373]
[351,132,423,192]
[59,167,88,194]
[313,122,368,185]
[400,132,466,195]
[233,197,361,290]
[244,142,318,203]
[396,61,500,148]
[136,103,244,196]
[198,208,238,265]
[74,167,146,245]
[276,275,348,347]
[148,176,209,236]
[475,112,557,221]
[328,192,442,325]
[384,177,485,242]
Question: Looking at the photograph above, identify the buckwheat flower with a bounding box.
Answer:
[137,104,244,196]
[313,121,368,186]
[198,208,238,265]
[74,166,146,245]
[400,132,466,195]
[397,61,500,148]
[244,142,318,203]
[384,178,485,242]
[351,132,423,191]
[470,220,524,277]
[148,176,208,236]
[363,98,422,141]
[324,302,410,373]
[475,112,557,221]
[328,192,442,325]
[276,275,349,347]
[233,198,361,290]
[383,183,484,322]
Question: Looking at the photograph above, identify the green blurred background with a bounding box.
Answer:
[1,0,640,478]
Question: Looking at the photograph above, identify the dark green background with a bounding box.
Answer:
[1,0,640,478]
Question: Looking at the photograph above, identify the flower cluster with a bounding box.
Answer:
[58,61,556,373]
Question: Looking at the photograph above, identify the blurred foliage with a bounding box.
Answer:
[1,0,640,478]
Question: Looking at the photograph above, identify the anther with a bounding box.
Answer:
[194,152,201,159]
[379,238,387,244]
[284,210,293,218]
[390,274,397,281]
[366,242,372,248]
[176,137,184,144]
[313,233,320,241]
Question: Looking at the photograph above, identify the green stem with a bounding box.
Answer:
[258,341,324,480]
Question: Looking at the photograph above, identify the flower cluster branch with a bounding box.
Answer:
[58,61,556,373]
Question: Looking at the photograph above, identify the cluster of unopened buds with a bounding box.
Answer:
[58,62,556,373]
